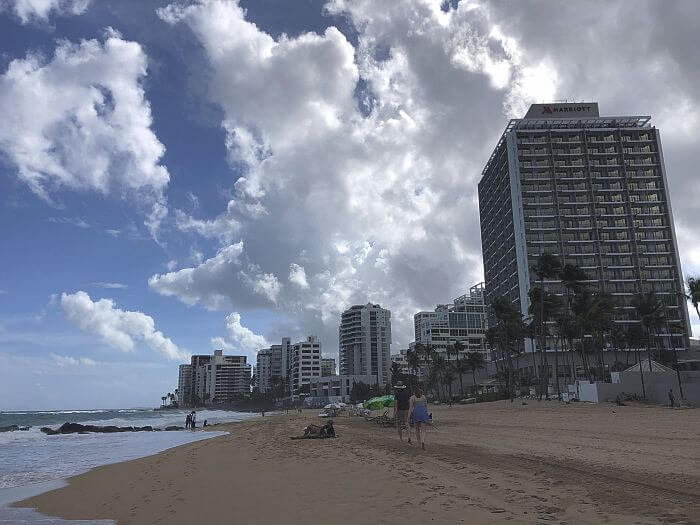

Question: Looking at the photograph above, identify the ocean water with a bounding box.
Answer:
[0,408,258,489]
[0,408,261,524]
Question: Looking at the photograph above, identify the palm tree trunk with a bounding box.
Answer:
[553,335,560,398]
[637,347,646,399]
[459,372,464,398]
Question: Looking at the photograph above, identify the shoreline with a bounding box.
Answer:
[13,402,700,524]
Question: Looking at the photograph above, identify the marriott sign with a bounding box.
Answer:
[524,102,599,119]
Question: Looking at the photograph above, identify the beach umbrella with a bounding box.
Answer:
[363,395,395,410]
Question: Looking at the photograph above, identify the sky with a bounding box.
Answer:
[1,0,699,410]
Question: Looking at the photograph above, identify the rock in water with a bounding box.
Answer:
[40,423,157,435]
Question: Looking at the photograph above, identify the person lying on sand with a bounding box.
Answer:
[291,421,337,440]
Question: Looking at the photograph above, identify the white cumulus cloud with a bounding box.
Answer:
[289,264,309,289]
[0,29,170,237]
[60,291,188,361]
[210,312,269,360]
[50,352,96,367]
[1,0,90,23]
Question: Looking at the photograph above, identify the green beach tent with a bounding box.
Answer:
[363,395,395,411]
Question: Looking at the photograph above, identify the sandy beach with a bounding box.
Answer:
[15,401,700,524]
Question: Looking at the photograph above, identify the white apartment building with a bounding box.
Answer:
[339,303,392,385]
[290,336,322,395]
[178,351,251,405]
[255,337,291,394]
[414,282,489,361]
[178,364,193,405]
[205,351,251,402]
[321,357,336,377]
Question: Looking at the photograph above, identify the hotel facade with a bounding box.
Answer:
[478,103,691,358]
[339,304,392,385]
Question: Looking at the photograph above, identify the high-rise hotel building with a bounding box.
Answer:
[339,304,392,385]
[478,103,690,351]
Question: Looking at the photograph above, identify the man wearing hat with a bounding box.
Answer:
[393,381,411,444]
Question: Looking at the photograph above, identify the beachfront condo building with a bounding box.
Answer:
[339,303,392,385]
[178,364,193,406]
[255,337,291,394]
[178,351,251,405]
[321,357,336,377]
[413,282,489,361]
[289,336,322,395]
[478,102,691,374]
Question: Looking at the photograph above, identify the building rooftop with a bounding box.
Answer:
[481,102,652,180]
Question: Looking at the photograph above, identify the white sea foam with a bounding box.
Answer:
[0,409,258,490]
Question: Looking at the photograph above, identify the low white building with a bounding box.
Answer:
[309,374,377,401]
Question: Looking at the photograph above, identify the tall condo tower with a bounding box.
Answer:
[339,304,392,385]
[478,102,690,353]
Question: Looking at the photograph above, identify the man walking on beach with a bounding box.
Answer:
[393,381,411,444]
[669,388,675,408]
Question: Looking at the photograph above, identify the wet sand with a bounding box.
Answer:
[16,401,700,524]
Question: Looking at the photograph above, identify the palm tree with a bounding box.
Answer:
[532,253,563,398]
[631,291,665,372]
[490,296,525,400]
[610,324,626,371]
[452,341,466,396]
[528,287,563,396]
[425,366,440,401]
[453,359,470,397]
[390,361,403,385]
[687,277,700,322]
[405,348,421,386]
[160,395,166,407]
[626,323,647,399]
[431,353,448,401]
[591,291,617,381]
[559,263,589,379]
[443,367,456,406]
[465,351,486,393]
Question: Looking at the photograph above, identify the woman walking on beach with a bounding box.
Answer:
[408,385,430,450]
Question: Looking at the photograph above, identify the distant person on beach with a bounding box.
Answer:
[191,411,196,429]
[203,420,208,427]
[393,381,411,444]
[669,388,675,408]
[320,420,335,437]
[185,413,191,429]
[261,409,265,417]
[408,385,430,450]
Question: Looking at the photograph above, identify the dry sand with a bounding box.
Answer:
[16,401,700,524]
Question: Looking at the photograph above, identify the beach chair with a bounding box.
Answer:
[364,409,389,423]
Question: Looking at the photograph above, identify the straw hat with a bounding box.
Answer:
[394,381,406,389]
